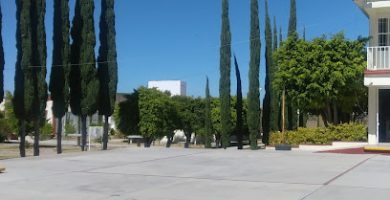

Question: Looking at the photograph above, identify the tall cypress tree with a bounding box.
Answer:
[30,0,48,156]
[262,0,272,145]
[204,77,212,148]
[278,26,286,131]
[219,0,232,149]
[272,17,281,132]
[70,0,99,151]
[287,0,298,130]
[248,0,261,150]
[288,0,297,37]
[14,0,34,157]
[234,55,243,150]
[273,17,278,51]
[98,0,118,150]
[0,3,3,104]
[50,0,70,154]
[280,27,283,47]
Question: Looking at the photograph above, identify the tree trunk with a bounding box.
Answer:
[237,130,243,150]
[102,115,109,150]
[19,120,26,157]
[185,132,191,148]
[215,133,221,148]
[299,111,304,128]
[320,110,329,127]
[326,104,332,125]
[81,115,87,151]
[166,135,173,148]
[33,119,40,156]
[144,137,152,148]
[333,102,338,125]
[57,117,62,154]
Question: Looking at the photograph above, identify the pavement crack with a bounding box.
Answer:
[81,170,323,186]
[76,151,208,173]
[299,156,374,200]
[323,156,373,185]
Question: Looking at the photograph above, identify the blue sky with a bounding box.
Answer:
[1,0,368,99]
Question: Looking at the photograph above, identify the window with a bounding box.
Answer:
[378,18,390,46]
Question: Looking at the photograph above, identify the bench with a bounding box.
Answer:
[67,134,82,146]
[0,164,5,173]
[127,135,143,147]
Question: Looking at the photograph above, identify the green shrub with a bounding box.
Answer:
[40,123,53,141]
[269,123,367,146]
[65,122,76,135]
[0,119,13,142]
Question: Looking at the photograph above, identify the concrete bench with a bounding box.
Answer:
[0,164,5,173]
[127,135,143,147]
[67,134,82,146]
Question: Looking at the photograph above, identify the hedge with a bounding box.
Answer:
[269,123,367,146]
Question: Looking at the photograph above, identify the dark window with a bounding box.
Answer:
[378,18,390,46]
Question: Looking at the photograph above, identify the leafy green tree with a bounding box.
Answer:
[274,33,367,126]
[162,97,179,148]
[219,0,232,149]
[204,77,213,148]
[98,0,118,150]
[50,0,70,154]
[4,91,18,134]
[29,0,48,156]
[234,56,243,149]
[0,3,4,104]
[14,0,35,157]
[173,96,197,148]
[113,92,139,136]
[248,0,261,149]
[70,0,99,151]
[138,87,170,147]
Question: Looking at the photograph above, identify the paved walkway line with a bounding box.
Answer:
[82,171,324,186]
[300,156,374,200]
[77,151,209,173]
[323,156,373,185]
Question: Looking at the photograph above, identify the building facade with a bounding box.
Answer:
[355,0,390,144]
[148,80,187,96]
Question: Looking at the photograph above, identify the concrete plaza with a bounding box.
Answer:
[1,147,390,200]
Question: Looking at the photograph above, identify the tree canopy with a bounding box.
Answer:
[274,33,368,126]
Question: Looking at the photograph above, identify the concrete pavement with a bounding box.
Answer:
[0,147,389,200]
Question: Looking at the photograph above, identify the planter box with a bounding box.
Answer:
[275,144,292,151]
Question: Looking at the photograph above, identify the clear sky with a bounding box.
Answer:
[1,0,368,99]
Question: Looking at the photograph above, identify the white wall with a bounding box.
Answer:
[368,87,379,145]
[148,80,187,96]
[0,100,4,112]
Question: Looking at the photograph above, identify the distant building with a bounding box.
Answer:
[148,80,187,96]
[0,100,4,112]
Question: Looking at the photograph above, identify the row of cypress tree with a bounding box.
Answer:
[215,0,299,149]
[263,0,299,145]
[14,0,117,157]
[217,0,261,150]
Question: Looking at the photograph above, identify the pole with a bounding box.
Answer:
[282,89,286,143]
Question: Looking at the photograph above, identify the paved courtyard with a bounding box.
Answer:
[1,147,390,200]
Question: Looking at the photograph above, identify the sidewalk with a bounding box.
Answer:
[0,147,389,200]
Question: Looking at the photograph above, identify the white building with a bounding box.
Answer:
[355,0,390,144]
[0,100,4,112]
[148,80,187,96]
